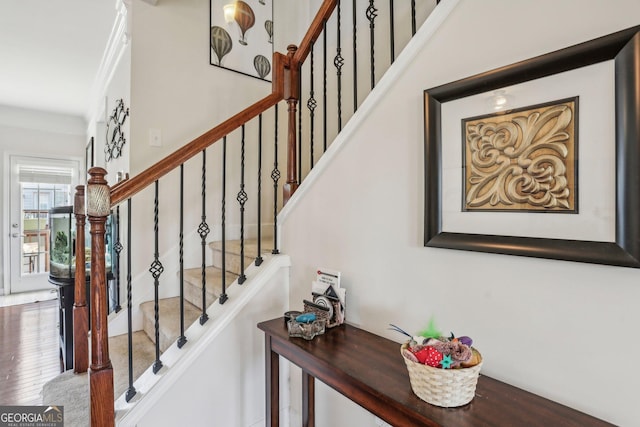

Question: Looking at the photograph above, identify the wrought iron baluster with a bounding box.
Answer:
[237,125,248,284]
[335,0,344,132]
[149,181,164,374]
[271,105,280,255]
[177,164,187,348]
[105,214,113,311]
[125,198,136,402]
[220,136,228,304]
[256,114,263,267]
[198,150,210,324]
[367,0,378,89]
[113,205,122,312]
[308,45,317,168]
[411,0,416,36]
[323,20,328,152]
[352,0,358,112]
[390,0,395,63]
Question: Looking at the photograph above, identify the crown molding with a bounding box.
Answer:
[85,0,131,124]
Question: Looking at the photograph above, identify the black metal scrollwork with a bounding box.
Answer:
[105,99,129,162]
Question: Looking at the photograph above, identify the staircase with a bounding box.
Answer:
[138,238,267,354]
[39,1,444,425]
[42,237,273,426]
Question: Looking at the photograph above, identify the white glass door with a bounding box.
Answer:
[8,156,78,294]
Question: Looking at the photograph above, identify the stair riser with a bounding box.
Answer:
[183,280,218,310]
[211,250,256,276]
[142,315,174,354]
[139,297,202,354]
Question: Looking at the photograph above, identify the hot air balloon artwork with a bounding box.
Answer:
[211,26,233,65]
[232,1,255,46]
[210,0,272,81]
[253,55,271,79]
[264,20,273,44]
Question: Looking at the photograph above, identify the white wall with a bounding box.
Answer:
[94,43,132,185]
[280,1,640,426]
[0,106,86,294]
[129,0,274,176]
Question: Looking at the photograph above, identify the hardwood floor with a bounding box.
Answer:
[0,299,62,405]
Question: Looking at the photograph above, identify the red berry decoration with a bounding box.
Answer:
[413,346,443,367]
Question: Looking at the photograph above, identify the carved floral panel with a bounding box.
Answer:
[462,97,578,212]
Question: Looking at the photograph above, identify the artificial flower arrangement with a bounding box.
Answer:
[391,320,483,407]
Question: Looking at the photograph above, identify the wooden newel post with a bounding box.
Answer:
[87,167,114,426]
[283,44,299,205]
[73,185,89,373]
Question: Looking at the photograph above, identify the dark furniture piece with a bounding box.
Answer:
[258,318,613,427]
[49,206,116,371]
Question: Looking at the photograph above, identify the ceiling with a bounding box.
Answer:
[0,0,118,119]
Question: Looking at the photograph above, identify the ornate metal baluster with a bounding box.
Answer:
[335,0,344,131]
[177,164,187,348]
[390,0,395,63]
[271,105,280,255]
[220,136,228,304]
[323,20,328,152]
[367,0,378,89]
[198,150,210,324]
[256,114,263,267]
[114,206,122,312]
[352,0,358,112]
[308,45,317,168]
[237,125,248,284]
[411,0,417,36]
[150,180,164,374]
[105,215,113,312]
[125,198,136,402]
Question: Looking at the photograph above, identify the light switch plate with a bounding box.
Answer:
[149,128,162,147]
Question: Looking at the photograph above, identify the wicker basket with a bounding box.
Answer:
[400,343,482,407]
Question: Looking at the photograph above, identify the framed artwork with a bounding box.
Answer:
[424,26,640,268]
[210,0,273,81]
[85,136,94,178]
[461,97,579,213]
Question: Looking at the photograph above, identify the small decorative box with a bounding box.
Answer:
[287,318,326,340]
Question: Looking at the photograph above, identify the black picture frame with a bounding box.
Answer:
[424,26,640,268]
[85,136,94,177]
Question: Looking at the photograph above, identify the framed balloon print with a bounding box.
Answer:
[210,0,273,81]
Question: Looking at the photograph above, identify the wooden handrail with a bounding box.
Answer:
[110,51,289,205]
[292,0,338,67]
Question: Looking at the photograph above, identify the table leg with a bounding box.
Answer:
[302,370,315,427]
[265,334,279,426]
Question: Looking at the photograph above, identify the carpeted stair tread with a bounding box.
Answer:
[140,297,200,353]
[41,332,155,426]
[42,371,88,427]
[110,331,156,398]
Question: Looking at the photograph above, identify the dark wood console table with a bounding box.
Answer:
[258,318,612,427]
